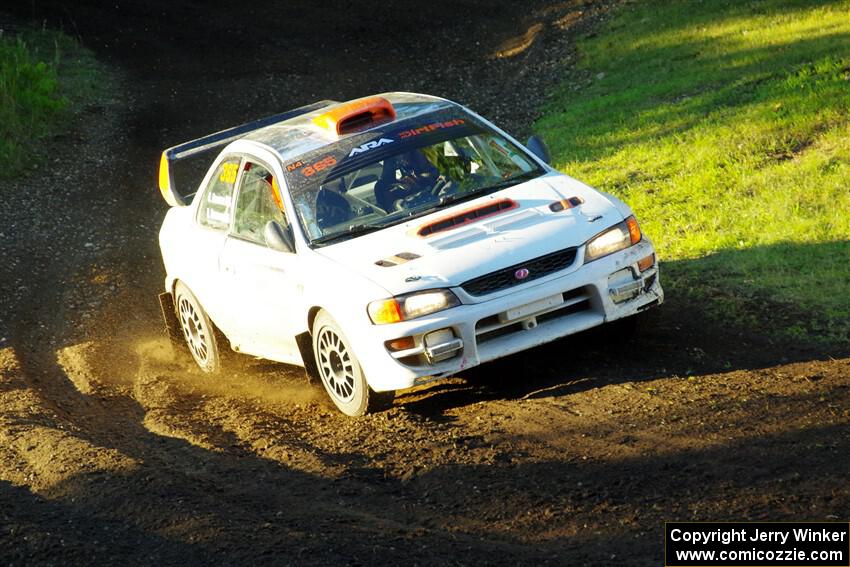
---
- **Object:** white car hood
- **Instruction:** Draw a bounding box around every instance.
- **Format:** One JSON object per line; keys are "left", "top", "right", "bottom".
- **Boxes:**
{"left": 314, "top": 174, "right": 623, "bottom": 296}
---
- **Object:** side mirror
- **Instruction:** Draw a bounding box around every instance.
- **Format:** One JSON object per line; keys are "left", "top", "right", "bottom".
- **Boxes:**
{"left": 526, "top": 135, "right": 551, "bottom": 166}
{"left": 264, "top": 220, "right": 295, "bottom": 253}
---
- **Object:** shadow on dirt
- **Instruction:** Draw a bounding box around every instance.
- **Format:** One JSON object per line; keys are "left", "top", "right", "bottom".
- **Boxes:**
{"left": 397, "top": 240, "right": 850, "bottom": 417}
{"left": 3, "top": 365, "right": 847, "bottom": 565}
{"left": 0, "top": 479, "right": 210, "bottom": 564}
{"left": 0, "top": 341, "right": 558, "bottom": 565}
{"left": 400, "top": 418, "right": 850, "bottom": 564}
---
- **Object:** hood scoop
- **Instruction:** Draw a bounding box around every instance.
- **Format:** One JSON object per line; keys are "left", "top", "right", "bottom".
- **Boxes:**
{"left": 427, "top": 207, "right": 544, "bottom": 251}
{"left": 416, "top": 198, "right": 518, "bottom": 237}
{"left": 375, "top": 251, "right": 421, "bottom": 267}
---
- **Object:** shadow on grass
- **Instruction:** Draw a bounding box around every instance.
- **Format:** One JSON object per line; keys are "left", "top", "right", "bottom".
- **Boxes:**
{"left": 664, "top": 240, "right": 850, "bottom": 346}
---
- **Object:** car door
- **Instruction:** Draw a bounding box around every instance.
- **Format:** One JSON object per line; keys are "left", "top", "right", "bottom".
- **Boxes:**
{"left": 181, "top": 155, "right": 242, "bottom": 332}
{"left": 218, "top": 159, "right": 303, "bottom": 364}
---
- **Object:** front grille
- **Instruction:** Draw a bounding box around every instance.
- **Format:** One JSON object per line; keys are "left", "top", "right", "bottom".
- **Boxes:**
{"left": 460, "top": 247, "right": 578, "bottom": 296}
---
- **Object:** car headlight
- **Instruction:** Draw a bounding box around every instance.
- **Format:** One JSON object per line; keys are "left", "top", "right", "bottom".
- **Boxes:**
{"left": 585, "top": 216, "right": 642, "bottom": 262}
{"left": 367, "top": 289, "right": 460, "bottom": 325}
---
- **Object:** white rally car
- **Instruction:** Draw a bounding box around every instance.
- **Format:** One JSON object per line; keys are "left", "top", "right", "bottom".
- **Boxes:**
{"left": 157, "top": 93, "right": 663, "bottom": 416}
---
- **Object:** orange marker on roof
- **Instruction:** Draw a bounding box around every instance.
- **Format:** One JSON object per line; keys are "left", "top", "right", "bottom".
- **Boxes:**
{"left": 312, "top": 96, "right": 396, "bottom": 135}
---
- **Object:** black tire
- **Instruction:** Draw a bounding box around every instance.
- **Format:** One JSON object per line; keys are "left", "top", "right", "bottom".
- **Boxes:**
{"left": 174, "top": 281, "right": 224, "bottom": 373}
{"left": 312, "top": 311, "right": 394, "bottom": 416}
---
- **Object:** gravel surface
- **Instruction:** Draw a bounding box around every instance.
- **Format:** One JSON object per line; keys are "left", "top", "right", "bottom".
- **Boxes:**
{"left": 1, "top": 1, "right": 848, "bottom": 565}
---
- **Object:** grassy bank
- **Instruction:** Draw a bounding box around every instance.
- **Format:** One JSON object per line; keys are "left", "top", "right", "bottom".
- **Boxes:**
{"left": 538, "top": 0, "right": 850, "bottom": 347}
{"left": 0, "top": 26, "right": 98, "bottom": 176}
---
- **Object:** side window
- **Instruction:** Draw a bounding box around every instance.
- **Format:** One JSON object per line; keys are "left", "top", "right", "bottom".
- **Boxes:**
{"left": 233, "top": 162, "right": 287, "bottom": 245}
{"left": 198, "top": 158, "right": 240, "bottom": 230}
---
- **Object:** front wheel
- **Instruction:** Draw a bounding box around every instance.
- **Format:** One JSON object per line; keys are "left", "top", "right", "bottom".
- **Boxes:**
{"left": 312, "top": 311, "right": 393, "bottom": 416}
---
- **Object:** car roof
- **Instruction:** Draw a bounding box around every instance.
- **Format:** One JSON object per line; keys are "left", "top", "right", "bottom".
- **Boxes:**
{"left": 241, "top": 92, "right": 461, "bottom": 162}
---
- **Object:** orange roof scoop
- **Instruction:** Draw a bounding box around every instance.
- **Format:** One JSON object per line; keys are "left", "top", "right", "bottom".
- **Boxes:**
{"left": 312, "top": 96, "right": 396, "bottom": 135}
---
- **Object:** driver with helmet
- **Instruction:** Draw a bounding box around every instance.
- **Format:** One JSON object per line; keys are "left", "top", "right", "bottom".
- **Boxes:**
{"left": 374, "top": 149, "right": 441, "bottom": 212}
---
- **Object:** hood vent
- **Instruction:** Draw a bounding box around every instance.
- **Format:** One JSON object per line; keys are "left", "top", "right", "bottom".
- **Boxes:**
{"left": 375, "top": 251, "right": 421, "bottom": 267}
{"left": 417, "top": 198, "right": 518, "bottom": 237}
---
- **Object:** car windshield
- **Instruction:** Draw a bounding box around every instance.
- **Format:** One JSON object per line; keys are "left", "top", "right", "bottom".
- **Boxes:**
{"left": 283, "top": 112, "right": 544, "bottom": 246}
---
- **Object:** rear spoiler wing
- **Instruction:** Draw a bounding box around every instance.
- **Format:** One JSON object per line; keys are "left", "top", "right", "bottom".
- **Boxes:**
{"left": 157, "top": 99, "right": 337, "bottom": 206}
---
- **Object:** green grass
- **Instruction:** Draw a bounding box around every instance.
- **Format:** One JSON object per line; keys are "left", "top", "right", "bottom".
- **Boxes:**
{"left": 0, "top": 27, "right": 99, "bottom": 176}
{"left": 537, "top": 0, "right": 850, "bottom": 347}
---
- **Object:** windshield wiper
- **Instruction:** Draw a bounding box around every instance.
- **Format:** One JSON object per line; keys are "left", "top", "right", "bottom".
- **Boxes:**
{"left": 311, "top": 208, "right": 445, "bottom": 245}
{"left": 311, "top": 222, "right": 386, "bottom": 246}
{"left": 437, "top": 171, "right": 539, "bottom": 208}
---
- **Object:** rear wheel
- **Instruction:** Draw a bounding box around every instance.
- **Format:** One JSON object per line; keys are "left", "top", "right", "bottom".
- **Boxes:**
{"left": 312, "top": 311, "right": 393, "bottom": 416}
{"left": 174, "top": 282, "right": 223, "bottom": 373}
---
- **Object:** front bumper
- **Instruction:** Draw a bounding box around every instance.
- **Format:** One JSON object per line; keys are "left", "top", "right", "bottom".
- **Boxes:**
{"left": 353, "top": 239, "right": 663, "bottom": 391}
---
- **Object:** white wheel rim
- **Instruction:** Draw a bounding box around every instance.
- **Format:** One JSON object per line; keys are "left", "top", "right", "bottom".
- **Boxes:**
{"left": 317, "top": 327, "right": 356, "bottom": 403}
{"left": 178, "top": 296, "right": 209, "bottom": 365}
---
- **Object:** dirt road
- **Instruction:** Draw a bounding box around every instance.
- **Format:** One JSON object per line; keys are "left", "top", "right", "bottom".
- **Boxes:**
{"left": 1, "top": 1, "right": 848, "bottom": 564}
